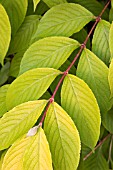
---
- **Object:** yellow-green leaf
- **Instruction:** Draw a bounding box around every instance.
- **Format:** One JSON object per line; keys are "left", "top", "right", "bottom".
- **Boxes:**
{"left": 44, "top": 102, "right": 81, "bottom": 170}
{"left": 109, "top": 22, "right": 113, "bottom": 59}
{"left": 61, "top": 74, "right": 101, "bottom": 149}
{"left": 33, "top": 0, "right": 40, "bottom": 11}
{"left": 43, "top": 0, "right": 67, "bottom": 8}
{"left": 108, "top": 59, "right": 113, "bottom": 98}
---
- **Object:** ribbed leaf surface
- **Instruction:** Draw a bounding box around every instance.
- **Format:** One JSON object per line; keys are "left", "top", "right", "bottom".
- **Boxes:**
{"left": 1, "top": 0, "right": 28, "bottom": 36}
{"left": 19, "top": 37, "right": 80, "bottom": 75}
{"left": 43, "top": 0, "right": 67, "bottom": 7}
{"left": 92, "top": 20, "right": 111, "bottom": 65}
{"left": 0, "top": 100, "right": 47, "bottom": 150}
{"left": 77, "top": 49, "right": 111, "bottom": 114}
{"left": 108, "top": 59, "right": 113, "bottom": 98}
{"left": 32, "top": 3, "right": 94, "bottom": 41}
{"left": 6, "top": 68, "right": 60, "bottom": 110}
{"left": 33, "top": 0, "right": 40, "bottom": 11}
{"left": 9, "top": 15, "right": 40, "bottom": 54}
{"left": 23, "top": 127, "right": 53, "bottom": 170}
{"left": 109, "top": 22, "right": 113, "bottom": 59}
{"left": 61, "top": 74, "right": 101, "bottom": 149}
{"left": 0, "top": 85, "right": 9, "bottom": 117}
{"left": 0, "top": 4, "right": 11, "bottom": 65}
{"left": 44, "top": 102, "right": 81, "bottom": 170}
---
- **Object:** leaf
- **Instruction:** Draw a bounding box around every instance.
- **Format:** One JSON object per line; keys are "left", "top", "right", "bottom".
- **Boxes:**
{"left": 19, "top": 37, "right": 80, "bottom": 75}
{"left": 2, "top": 136, "right": 31, "bottom": 170}
{"left": 108, "top": 59, "right": 113, "bottom": 98}
{"left": 109, "top": 8, "right": 113, "bottom": 23}
{"left": 6, "top": 68, "right": 61, "bottom": 110}
{"left": 42, "top": 0, "right": 67, "bottom": 8}
{"left": 33, "top": 0, "right": 40, "bottom": 11}
{"left": 0, "top": 4, "right": 11, "bottom": 65}
{"left": 109, "top": 22, "right": 113, "bottom": 59}
{"left": 76, "top": 49, "right": 111, "bottom": 114}
{"left": 44, "top": 102, "right": 81, "bottom": 170}
{"left": 92, "top": 20, "right": 111, "bottom": 65}
{"left": 23, "top": 127, "right": 53, "bottom": 170}
{"left": 0, "top": 100, "right": 47, "bottom": 150}
{"left": 32, "top": 3, "right": 94, "bottom": 42}
{"left": 1, "top": 0, "right": 28, "bottom": 36}
{"left": 61, "top": 74, "right": 101, "bottom": 149}
{"left": 0, "top": 62, "right": 10, "bottom": 86}
{"left": 35, "top": 0, "right": 49, "bottom": 15}
{"left": 0, "top": 85, "right": 9, "bottom": 117}
{"left": 9, "top": 15, "right": 40, "bottom": 54}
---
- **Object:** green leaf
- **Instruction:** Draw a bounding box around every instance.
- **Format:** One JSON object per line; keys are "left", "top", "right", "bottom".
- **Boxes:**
{"left": 0, "top": 62, "right": 10, "bottom": 86}
{"left": 2, "top": 136, "right": 31, "bottom": 170}
{"left": 35, "top": 0, "right": 49, "bottom": 15}
{"left": 0, "top": 4, "right": 11, "bottom": 65}
{"left": 23, "top": 127, "right": 53, "bottom": 170}
{"left": 32, "top": 3, "right": 94, "bottom": 41}
{"left": 9, "top": 15, "right": 40, "bottom": 54}
{"left": 42, "top": 0, "right": 67, "bottom": 8}
{"left": 61, "top": 74, "right": 101, "bottom": 149}
{"left": 0, "top": 85, "right": 9, "bottom": 117}
{"left": 92, "top": 20, "right": 111, "bottom": 65}
{"left": 6, "top": 68, "right": 61, "bottom": 110}
{"left": 19, "top": 37, "right": 80, "bottom": 75}
{"left": 33, "top": 0, "right": 40, "bottom": 11}
{"left": 1, "top": 0, "right": 28, "bottom": 36}
{"left": 77, "top": 49, "right": 111, "bottom": 114}
{"left": 108, "top": 59, "right": 113, "bottom": 98}
{"left": 109, "top": 8, "right": 113, "bottom": 23}
{"left": 109, "top": 22, "right": 113, "bottom": 59}
{"left": 44, "top": 102, "right": 81, "bottom": 170}
{"left": 0, "top": 100, "right": 47, "bottom": 150}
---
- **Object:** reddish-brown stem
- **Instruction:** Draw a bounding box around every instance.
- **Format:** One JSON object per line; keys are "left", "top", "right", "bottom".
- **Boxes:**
{"left": 83, "top": 133, "right": 111, "bottom": 161}
{"left": 40, "top": 0, "right": 111, "bottom": 126}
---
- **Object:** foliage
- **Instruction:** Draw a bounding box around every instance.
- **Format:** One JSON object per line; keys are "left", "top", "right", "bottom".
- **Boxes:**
{"left": 0, "top": 0, "right": 113, "bottom": 169}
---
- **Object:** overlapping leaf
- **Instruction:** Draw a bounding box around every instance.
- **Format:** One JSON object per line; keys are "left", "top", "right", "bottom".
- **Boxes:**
{"left": 1, "top": 0, "right": 28, "bottom": 36}
{"left": 109, "top": 22, "right": 113, "bottom": 59}
{"left": 92, "top": 20, "right": 111, "bottom": 65}
{"left": 19, "top": 37, "right": 80, "bottom": 75}
{"left": 44, "top": 102, "right": 81, "bottom": 170}
{"left": 23, "top": 127, "right": 53, "bottom": 170}
{"left": 0, "top": 62, "right": 10, "bottom": 86}
{"left": 33, "top": 0, "right": 40, "bottom": 11}
{"left": 61, "top": 74, "right": 101, "bottom": 149}
{"left": 32, "top": 3, "right": 94, "bottom": 41}
{"left": 0, "top": 100, "right": 47, "bottom": 150}
{"left": 6, "top": 68, "right": 61, "bottom": 110}
{"left": 77, "top": 49, "right": 111, "bottom": 114}
{"left": 108, "top": 59, "right": 113, "bottom": 98}
{"left": 0, "top": 85, "right": 9, "bottom": 117}
{"left": 0, "top": 4, "right": 11, "bottom": 65}
{"left": 43, "top": 0, "right": 67, "bottom": 8}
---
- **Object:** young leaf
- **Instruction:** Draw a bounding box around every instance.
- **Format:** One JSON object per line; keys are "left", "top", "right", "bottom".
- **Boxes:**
{"left": 92, "top": 20, "right": 111, "bottom": 65}
{"left": 23, "top": 127, "right": 53, "bottom": 170}
{"left": 109, "top": 22, "right": 113, "bottom": 59}
{"left": 32, "top": 3, "right": 94, "bottom": 41}
{"left": 9, "top": 15, "right": 40, "bottom": 54}
{"left": 6, "top": 68, "right": 61, "bottom": 110}
{"left": 77, "top": 49, "right": 111, "bottom": 114}
{"left": 19, "top": 37, "right": 80, "bottom": 75}
{"left": 33, "top": 0, "right": 40, "bottom": 11}
{"left": 108, "top": 59, "right": 113, "bottom": 98}
{"left": 2, "top": 136, "right": 31, "bottom": 170}
{"left": 42, "top": 0, "right": 67, "bottom": 8}
{"left": 0, "top": 4, "right": 11, "bottom": 65}
{"left": 1, "top": 0, "right": 28, "bottom": 36}
{"left": 0, "top": 85, "right": 9, "bottom": 117}
{"left": 61, "top": 74, "right": 101, "bottom": 149}
{"left": 0, "top": 100, "right": 47, "bottom": 150}
{"left": 44, "top": 102, "right": 81, "bottom": 170}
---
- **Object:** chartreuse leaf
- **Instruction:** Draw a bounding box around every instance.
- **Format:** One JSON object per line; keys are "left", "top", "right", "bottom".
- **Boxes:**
{"left": 1, "top": 0, "right": 28, "bottom": 36}
{"left": 33, "top": 0, "right": 40, "bottom": 11}
{"left": 6, "top": 68, "right": 61, "bottom": 110}
{"left": 2, "top": 136, "right": 31, "bottom": 170}
{"left": 0, "top": 85, "right": 9, "bottom": 117}
{"left": 77, "top": 49, "right": 111, "bottom": 114}
{"left": 0, "top": 100, "right": 47, "bottom": 150}
{"left": 19, "top": 37, "right": 80, "bottom": 75}
{"left": 0, "top": 4, "right": 11, "bottom": 65}
{"left": 109, "top": 22, "right": 113, "bottom": 59}
{"left": 9, "top": 15, "right": 40, "bottom": 54}
{"left": 92, "top": 20, "right": 111, "bottom": 65}
{"left": 44, "top": 102, "right": 81, "bottom": 170}
{"left": 108, "top": 59, "right": 113, "bottom": 98}
{"left": 61, "top": 74, "right": 101, "bottom": 149}
{"left": 23, "top": 127, "right": 53, "bottom": 170}
{"left": 42, "top": 0, "right": 67, "bottom": 8}
{"left": 32, "top": 3, "right": 94, "bottom": 41}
